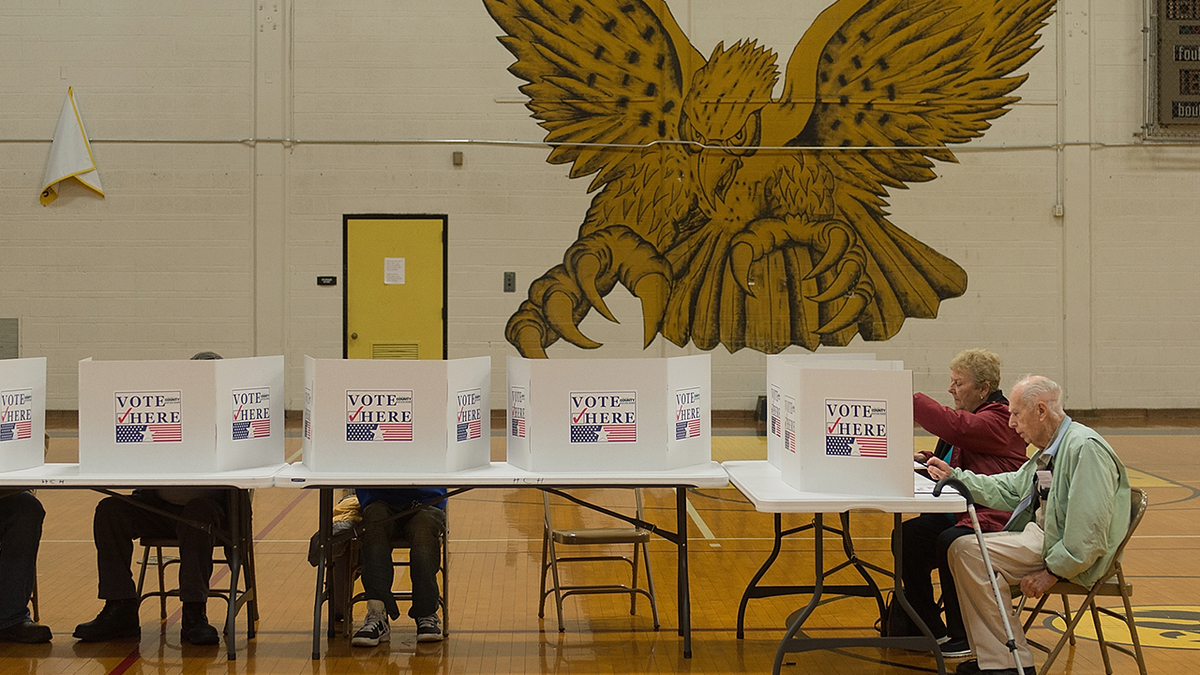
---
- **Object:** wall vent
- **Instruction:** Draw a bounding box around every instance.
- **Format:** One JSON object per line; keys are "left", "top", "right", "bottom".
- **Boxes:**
{"left": 371, "top": 343, "right": 420, "bottom": 360}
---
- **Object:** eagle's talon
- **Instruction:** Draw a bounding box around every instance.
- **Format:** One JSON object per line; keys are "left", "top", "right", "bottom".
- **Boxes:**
{"left": 633, "top": 273, "right": 670, "bottom": 348}
{"left": 815, "top": 292, "right": 869, "bottom": 335}
{"left": 513, "top": 325, "right": 550, "bottom": 358}
{"left": 807, "top": 258, "right": 864, "bottom": 303}
{"left": 804, "top": 222, "right": 852, "bottom": 281}
{"left": 575, "top": 254, "right": 619, "bottom": 324}
{"left": 729, "top": 242, "right": 757, "bottom": 297}
{"left": 546, "top": 291, "right": 603, "bottom": 349}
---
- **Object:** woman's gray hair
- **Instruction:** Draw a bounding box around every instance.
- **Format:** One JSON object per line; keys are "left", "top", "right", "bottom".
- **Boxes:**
{"left": 950, "top": 348, "right": 1002, "bottom": 393}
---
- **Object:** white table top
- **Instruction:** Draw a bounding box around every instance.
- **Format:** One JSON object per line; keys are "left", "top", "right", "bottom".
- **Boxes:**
{"left": 274, "top": 460, "right": 731, "bottom": 488}
{"left": 0, "top": 463, "right": 285, "bottom": 489}
{"left": 723, "top": 460, "right": 965, "bottom": 513}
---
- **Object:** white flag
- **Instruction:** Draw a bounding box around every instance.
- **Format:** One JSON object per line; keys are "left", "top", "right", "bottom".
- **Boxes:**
{"left": 41, "top": 87, "right": 104, "bottom": 206}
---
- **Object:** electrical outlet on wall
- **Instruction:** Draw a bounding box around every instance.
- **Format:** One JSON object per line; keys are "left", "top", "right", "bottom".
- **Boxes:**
{"left": 503, "top": 272, "right": 516, "bottom": 293}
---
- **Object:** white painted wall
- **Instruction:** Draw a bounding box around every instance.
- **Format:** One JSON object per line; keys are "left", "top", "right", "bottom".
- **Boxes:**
{"left": 2, "top": 0, "right": 1197, "bottom": 411}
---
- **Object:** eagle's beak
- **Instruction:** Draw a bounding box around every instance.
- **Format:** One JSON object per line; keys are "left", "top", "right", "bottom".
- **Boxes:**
{"left": 697, "top": 151, "right": 743, "bottom": 212}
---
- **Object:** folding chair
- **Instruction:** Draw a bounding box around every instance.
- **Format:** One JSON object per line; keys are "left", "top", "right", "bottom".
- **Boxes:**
{"left": 134, "top": 490, "right": 259, "bottom": 638}
{"left": 539, "top": 488, "right": 660, "bottom": 632}
{"left": 1018, "top": 486, "right": 1149, "bottom": 675}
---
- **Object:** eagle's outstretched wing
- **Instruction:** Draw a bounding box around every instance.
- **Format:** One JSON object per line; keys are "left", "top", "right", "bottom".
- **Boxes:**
{"left": 733, "top": 0, "right": 1056, "bottom": 345}
{"left": 483, "top": 0, "right": 703, "bottom": 193}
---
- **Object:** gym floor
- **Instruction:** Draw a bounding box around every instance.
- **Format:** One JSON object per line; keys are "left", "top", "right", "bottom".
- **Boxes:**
{"left": 3, "top": 418, "right": 1194, "bottom": 675}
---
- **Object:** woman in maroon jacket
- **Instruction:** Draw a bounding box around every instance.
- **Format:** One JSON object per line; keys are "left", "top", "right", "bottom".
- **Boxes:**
{"left": 896, "top": 349, "right": 1028, "bottom": 659}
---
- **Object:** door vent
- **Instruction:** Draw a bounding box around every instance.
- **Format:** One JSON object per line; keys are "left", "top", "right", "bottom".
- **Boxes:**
{"left": 372, "top": 343, "right": 419, "bottom": 360}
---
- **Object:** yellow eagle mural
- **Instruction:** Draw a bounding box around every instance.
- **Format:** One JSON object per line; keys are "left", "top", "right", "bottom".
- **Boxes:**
{"left": 486, "top": 0, "right": 1055, "bottom": 357}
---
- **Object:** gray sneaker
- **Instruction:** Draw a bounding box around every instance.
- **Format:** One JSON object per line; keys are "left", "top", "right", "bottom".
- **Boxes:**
{"left": 351, "top": 609, "right": 390, "bottom": 647}
{"left": 415, "top": 614, "right": 443, "bottom": 643}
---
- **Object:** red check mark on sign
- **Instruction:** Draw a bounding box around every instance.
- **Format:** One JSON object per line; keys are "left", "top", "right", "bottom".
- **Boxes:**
{"left": 349, "top": 406, "right": 363, "bottom": 421}
{"left": 1, "top": 406, "right": 7, "bottom": 422}
{"left": 118, "top": 408, "right": 132, "bottom": 424}
{"left": 572, "top": 408, "right": 588, "bottom": 423}
{"left": 457, "top": 408, "right": 463, "bottom": 422}
{"left": 827, "top": 417, "right": 841, "bottom": 433}
{"left": 234, "top": 404, "right": 243, "bottom": 421}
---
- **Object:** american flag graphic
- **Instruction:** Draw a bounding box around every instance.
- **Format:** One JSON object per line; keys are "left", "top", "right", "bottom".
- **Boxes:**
{"left": 457, "top": 419, "right": 482, "bottom": 442}
{"left": 770, "top": 415, "right": 781, "bottom": 437}
{"left": 571, "top": 424, "right": 636, "bottom": 443}
{"left": 785, "top": 427, "right": 796, "bottom": 453}
{"left": 0, "top": 420, "right": 32, "bottom": 441}
{"left": 347, "top": 422, "right": 412, "bottom": 442}
{"left": 676, "top": 418, "right": 700, "bottom": 440}
{"left": 117, "top": 423, "right": 182, "bottom": 443}
{"left": 826, "top": 435, "right": 888, "bottom": 458}
{"left": 304, "top": 416, "right": 312, "bottom": 439}
{"left": 511, "top": 417, "right": 525, "bottom": 437}
{"left": 233, "top": 419, "right": 270, "bottom": 440}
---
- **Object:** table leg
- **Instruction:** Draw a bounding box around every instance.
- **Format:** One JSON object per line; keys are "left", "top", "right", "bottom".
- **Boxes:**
{"left": 311, "top": 488, "right": 332, "bottom": 660}
{"left": 226, "top": 489, "right": 241, "bottom": 661}
{"left": 772, "top": 514, "right": 827, "bottom": 675}
{"left": 837, "top": 512, "right": 887, "bottom": 619}
{"left": 738, "top": 513, "right": 787, "bottom": 639}
{"left": 890, "top": 513, "right": 946, "bottom": 675}
{"left": 676, "top": 486, "right": 692, "bottom": 658}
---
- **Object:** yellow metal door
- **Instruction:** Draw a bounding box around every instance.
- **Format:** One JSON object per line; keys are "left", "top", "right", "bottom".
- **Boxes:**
{"left": 344, "top": 215, "right": 446, "bottom": 360}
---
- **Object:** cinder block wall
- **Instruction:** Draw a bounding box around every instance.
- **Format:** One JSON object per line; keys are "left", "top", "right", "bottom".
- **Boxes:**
{"left": 2, "top": 0, "right": 1197, "bottom": 412}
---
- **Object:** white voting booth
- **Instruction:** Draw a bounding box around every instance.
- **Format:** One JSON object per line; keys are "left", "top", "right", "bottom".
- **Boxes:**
{"left": 767, "top": 354, "right": 913, "bottom": 497}
{"left": 767, "top": 354, "right": 882, "bottom": 468}
{"left": 0, "top": 357, "right": 46, "bottom": 472}
{"left": 506, "top": 354, "right": 710, "bottom": 472}
{"left": 302, "top": 356, "right": 490, "bottom": 473}
{"left": 78, "top": 356, "right": 284, "bottom": 474}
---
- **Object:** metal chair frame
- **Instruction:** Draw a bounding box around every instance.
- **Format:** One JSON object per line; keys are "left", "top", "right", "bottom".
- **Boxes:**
{"left": 539, "top": 488, "right": 660, "bottom": 632}
{"left": 133, "top": 490, "right": 259, "bottom": 640}
{"left": 1017, "top": 486, "right": 1149, "bottom": 675}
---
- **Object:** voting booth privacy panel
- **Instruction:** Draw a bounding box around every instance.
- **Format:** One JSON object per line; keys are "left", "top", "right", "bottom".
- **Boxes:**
{"left": 506, "top": 354, "right": 710, "bottom": 472}
{"left": 302, "top": 356, "right": 490, "bottom": 473}
{"left": 767, "top": 355, "right": 914, "bottom": 498}
{"left": 78, "top": 356, "right": 285, "bottom": 473}
{"left": 0, "top": 357, "right": 46, "bottom": 472}
{"left": 766, "top": 354, "right": 881, "bottom": 468}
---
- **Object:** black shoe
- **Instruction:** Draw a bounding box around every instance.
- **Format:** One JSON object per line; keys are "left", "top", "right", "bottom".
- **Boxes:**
{"left": 73, "top": 599, "right": 140, "bottom": 642}
{"left": 181, "top": 603, "right": 220, "bottom": 646}
{"left": 940, "top": 637, "right": 973, "bottom": 658}
{"left": 0, "top": 620, "right": 52, "bottom": 643}
{"left": 956, "top": 660, "right": 1035, "bottom": 675}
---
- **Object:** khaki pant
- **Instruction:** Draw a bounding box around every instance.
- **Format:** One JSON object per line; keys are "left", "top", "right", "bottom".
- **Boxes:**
{"left": 947, "top": 523, "right": 1045, "bottom": 670}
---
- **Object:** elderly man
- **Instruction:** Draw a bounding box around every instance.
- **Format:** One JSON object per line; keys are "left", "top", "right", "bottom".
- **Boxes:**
{"left": 926, "top": 376, "right": 1130, "bottom": 675}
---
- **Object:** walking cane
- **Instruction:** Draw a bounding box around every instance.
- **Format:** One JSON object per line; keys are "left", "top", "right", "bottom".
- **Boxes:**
{"left": 934, "top": 477, "right": 1024, "bottom": 673}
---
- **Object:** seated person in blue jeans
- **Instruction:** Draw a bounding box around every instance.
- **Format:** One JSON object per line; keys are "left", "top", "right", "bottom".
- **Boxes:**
{"left": 0, "top": 490, "right": 51, "bottom": 643}
{"left": 351, "top": 487, "right": 447, "bottom": 646}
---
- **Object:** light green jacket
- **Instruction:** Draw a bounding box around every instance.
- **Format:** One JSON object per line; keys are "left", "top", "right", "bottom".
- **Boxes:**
{"left": 951, "top": 420, "right": 1130, "bottom": 588}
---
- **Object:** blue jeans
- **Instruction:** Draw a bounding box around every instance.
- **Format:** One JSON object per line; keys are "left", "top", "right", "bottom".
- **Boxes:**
{"left": 0, "top": 491, "right": 44, "bottom": 629}
{"left": 359, "top": 500, "right": 446, "bottom": 621}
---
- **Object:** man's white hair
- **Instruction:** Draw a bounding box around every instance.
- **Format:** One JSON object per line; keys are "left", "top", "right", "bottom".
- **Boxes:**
{"left": 1014, "top": 375, "right": 1065, "bottom": 417}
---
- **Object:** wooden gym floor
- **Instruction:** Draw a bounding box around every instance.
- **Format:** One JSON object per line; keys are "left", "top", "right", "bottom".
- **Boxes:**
{"left": 3, "top": 421, "right": 1197, "bottom": 674}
